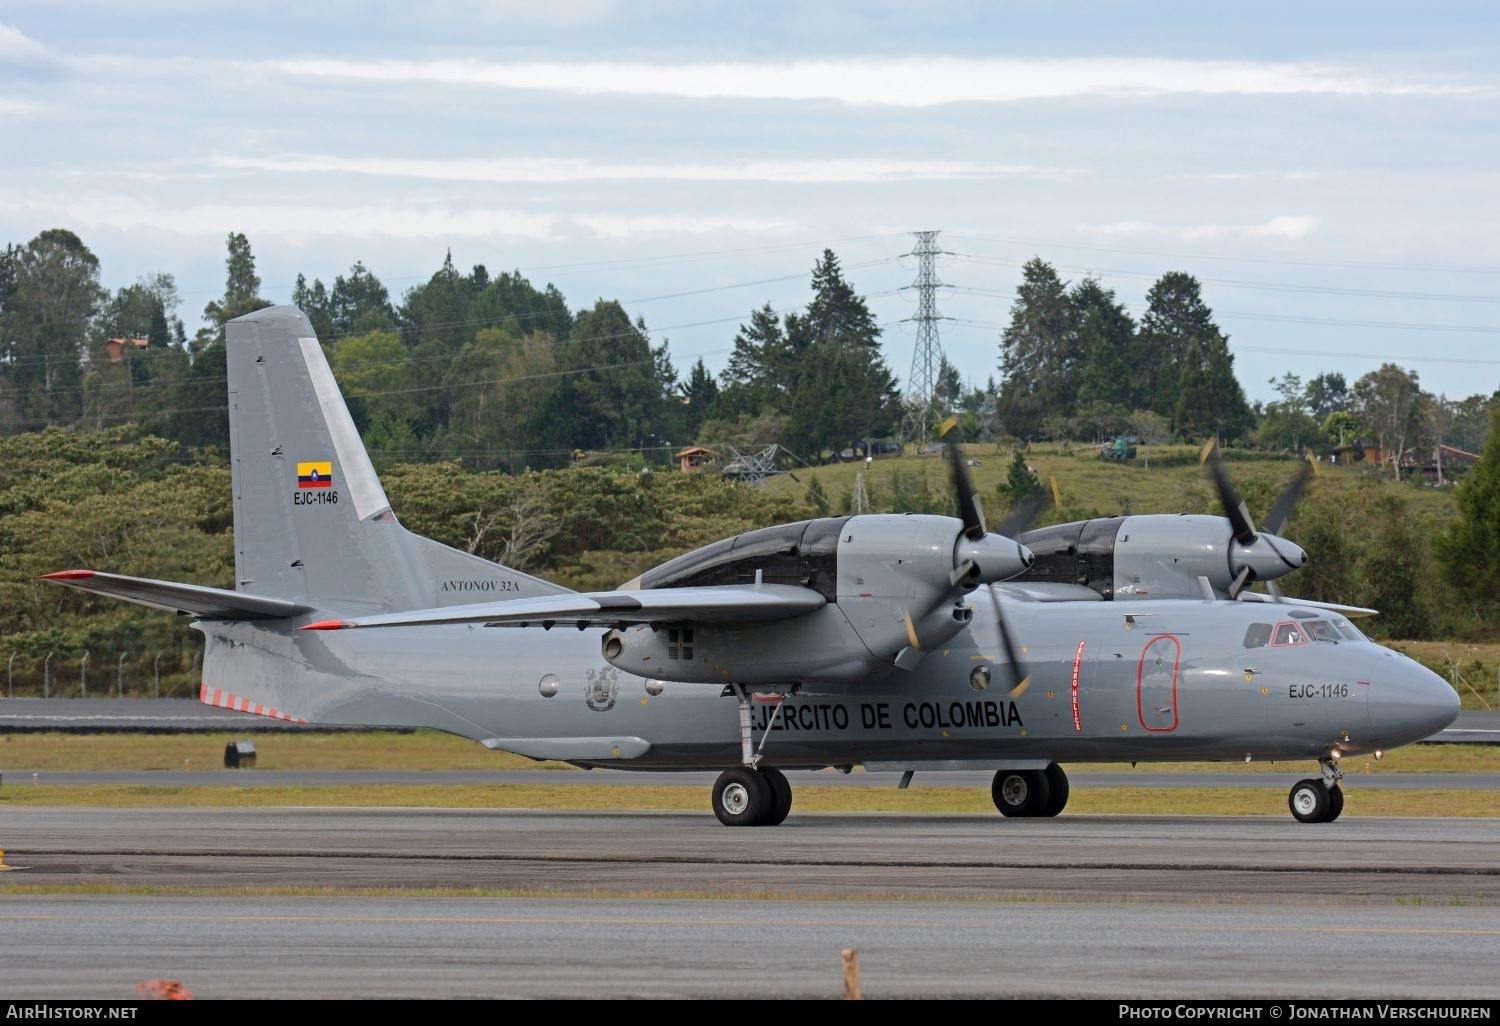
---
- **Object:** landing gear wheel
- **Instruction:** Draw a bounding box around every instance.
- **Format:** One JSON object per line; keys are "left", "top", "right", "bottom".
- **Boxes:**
{"left": 1325, "top": 784, "right": 1344, "bottom": 823}
{"left": 1041, "top": 763, "right": 1070, "bottom": 817}
{"left": 992, "top": 769, "right": 1051, "bottom": 818}
{"left": 1289, "top": 778, "right": 1331, "bottom": 823}
{"left": 713, "top": 767, "right": 772, "bottom": 826}
{"left": 761, "top": 766, "right": 793, "bottom": 826}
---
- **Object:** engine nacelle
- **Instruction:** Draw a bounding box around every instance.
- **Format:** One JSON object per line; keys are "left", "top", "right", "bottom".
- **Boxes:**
{"left": 1018, "top": 514, "right": 1307, "bottom": 600}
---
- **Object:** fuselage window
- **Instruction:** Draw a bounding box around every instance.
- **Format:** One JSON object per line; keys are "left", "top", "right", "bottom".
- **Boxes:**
{"left": 1271, "top": 621, "right": 1308, "bottom": 647}
{"left": 1243, "top": 622, "right": 1273, "bottom": 649}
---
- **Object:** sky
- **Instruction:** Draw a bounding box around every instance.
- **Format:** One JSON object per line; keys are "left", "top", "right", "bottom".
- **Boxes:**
{"left": 1, "top": 1, "right": 1496, "bottom": 407}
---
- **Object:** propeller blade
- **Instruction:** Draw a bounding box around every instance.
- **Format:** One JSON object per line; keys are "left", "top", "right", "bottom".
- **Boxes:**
{"left": 984, "top": 584, "right": 1030, "bottom": 697}
{"left": 1227, "top": 565, "right": 1253, "bottom": 600}
{"left": 1206, "top": 450, "right": 1258, "bottom": 545}
{"left": 996, "top": 491, "right": 1049, "bottom": 540}
{"left": 1262, "top": 461, "right": 1313, "bottom": 538}
{"left": 941, "top": 429, "right": 987, "bottom": 541}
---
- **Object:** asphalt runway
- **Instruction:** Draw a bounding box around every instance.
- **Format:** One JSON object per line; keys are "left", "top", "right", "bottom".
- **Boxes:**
{"left": 4, "top": 809, "right": 1500, "bottom": 999}
{"left": 6, "top": 893, "right": 1500, "bottom": 1000}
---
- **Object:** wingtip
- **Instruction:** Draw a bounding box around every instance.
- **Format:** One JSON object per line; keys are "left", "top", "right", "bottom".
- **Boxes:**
{"left": 39, "top": 569, "right": 95, "bottom": 581}
{"left": 298, "top": 619, "right": 358, "bottom": 631}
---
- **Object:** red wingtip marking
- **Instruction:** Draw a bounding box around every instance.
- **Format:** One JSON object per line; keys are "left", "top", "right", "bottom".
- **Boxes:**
{"left": 299, "top": 619, "right": 356, "bottom": 631}
{"left": 40, "top": 569, "right": 95, "bottom": 580}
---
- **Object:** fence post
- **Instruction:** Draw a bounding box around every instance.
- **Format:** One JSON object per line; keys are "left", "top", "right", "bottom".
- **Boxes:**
{"left": 6, "top": 652, "right": 14, "bottom": 698}
{"left": 80, "top": 650, "right": 89, "bottom": 698}
{"left": 43, "top": 650, "right": 54, "bottom": 699}
{"left": 153, "top": 652, "right": 162, "bottom": 699}
{"left": 117, "top": 652, "right": 128, "bottom": 698}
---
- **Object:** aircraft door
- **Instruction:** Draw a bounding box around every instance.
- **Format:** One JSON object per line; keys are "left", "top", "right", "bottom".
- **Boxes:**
{"left": 1137, "top": 635, "right": 1180, "bottom": 732}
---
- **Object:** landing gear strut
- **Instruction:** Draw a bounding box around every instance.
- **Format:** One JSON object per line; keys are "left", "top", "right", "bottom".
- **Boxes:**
{"left": 1288, "top": 757, "right": 1345, "bottom": 823}
{"left": 992, "top": 763, "right": 1070, "bottom": 818}
{"left": 712, "top": 685, "right": 795, "bottom": 827}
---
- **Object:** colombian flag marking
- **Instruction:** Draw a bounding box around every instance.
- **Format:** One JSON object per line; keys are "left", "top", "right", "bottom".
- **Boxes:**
{"left": 297, "top": 461, "right": 333, "bottom": 488}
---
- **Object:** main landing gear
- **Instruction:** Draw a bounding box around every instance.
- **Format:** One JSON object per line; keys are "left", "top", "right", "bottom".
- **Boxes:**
{"left": 1288, "top": 757, "right": 1345, "bottom": 823}
{"left": 713, "top": 684, "right": 796, "bottom": 827}
{"left": 991, "top": 762, "right": 1070, "bottom": 818}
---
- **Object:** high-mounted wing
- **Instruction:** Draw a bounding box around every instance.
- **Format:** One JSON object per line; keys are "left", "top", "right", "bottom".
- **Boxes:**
{"left": 300, "top": 583, "right": 825, "bottom": 631}
{"left": 40, "top": 570, "right": 312, "bottom": 621}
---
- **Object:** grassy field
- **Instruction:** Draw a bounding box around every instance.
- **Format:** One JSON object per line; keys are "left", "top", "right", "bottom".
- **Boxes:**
{"left": 2, "top": 730, "right": 1496, "bottom": 774}
{"left": 0, "top": 731, "right": 1494, "bottom": 816}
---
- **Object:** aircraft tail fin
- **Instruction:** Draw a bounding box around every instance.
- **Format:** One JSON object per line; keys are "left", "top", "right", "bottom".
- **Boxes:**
{"left": 225, "top": 306, "right": 569, "bottom": 615}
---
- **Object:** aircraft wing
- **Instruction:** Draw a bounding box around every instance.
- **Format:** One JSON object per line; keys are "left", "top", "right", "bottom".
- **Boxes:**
{"left": 39, "top": 570, "right": 313, "bottom": 620}
{"left": 300, "top": 583, "right": 826, "bottom": 631}
{"left": 1237, "top": 592, "right": 1379, "bottom": 618}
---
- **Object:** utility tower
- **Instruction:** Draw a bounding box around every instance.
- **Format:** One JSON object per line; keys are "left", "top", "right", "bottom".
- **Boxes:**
{"left": 899, "top": 230, "right": 947, "bottom": 448}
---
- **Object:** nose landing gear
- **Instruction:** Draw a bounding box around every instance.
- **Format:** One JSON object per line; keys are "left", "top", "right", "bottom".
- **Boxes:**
{"left": 1288, "top": 757, "right": 1345, "bottom": 823}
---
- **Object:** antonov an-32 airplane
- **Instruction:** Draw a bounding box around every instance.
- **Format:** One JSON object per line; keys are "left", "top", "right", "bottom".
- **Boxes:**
{"left": 43, "top": 307, "right": 1460, "bottom": 826}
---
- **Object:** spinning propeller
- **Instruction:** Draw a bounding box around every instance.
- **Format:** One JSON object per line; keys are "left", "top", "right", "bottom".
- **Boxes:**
{"left": 1200, "top": 441, "right": 1312, "bottom": 600}
{"left": 939, "top": 421, "right": 1047, "bottom": 697}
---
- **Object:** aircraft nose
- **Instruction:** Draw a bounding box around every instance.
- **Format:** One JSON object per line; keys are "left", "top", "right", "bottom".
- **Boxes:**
{"left": 1364, "top": 646, "right": 1461, "bottom": 748}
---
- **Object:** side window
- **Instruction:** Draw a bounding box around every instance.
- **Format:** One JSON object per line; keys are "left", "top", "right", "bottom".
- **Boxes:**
{"left": 1242, "top": 623, "right": 1273, "bottom": 649}
{"left": 1271, "top": 621, "right": 1307, "bottom": 647}
{"left": 1332, "top": 617, "right": 1364, "bottom": 642}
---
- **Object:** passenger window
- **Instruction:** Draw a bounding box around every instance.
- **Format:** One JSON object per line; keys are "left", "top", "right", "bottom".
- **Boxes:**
{"left": 1306, "top": 620, "right": 1339, "bottom": 643}
{"left": 1271, "top": 622, "right": 1307, "bottom": 647}
{"left": 1242, "top": 623, "right": 1273, "bottom": 649}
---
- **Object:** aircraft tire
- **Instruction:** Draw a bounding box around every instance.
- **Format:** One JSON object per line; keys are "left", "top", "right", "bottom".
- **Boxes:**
{"left": 760, "top": 767, "right": 793, "bottom": 826}
{"left": 992, "top": 769, "right": 1051, "bottom": 818}
{"left": 712, "top": 767, "right": 772, "bottom": 826}
{"left": 1325, "top": 784, "right": 1345, "bottom": 823}
{"left": 1041, "top": 763, "right": 1070, "bottom": 817}
{"left": 1288, "top": 778, "right": 1331, "bottom": 823}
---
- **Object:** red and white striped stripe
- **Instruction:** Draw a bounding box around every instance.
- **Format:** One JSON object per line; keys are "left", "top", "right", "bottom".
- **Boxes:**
{"left": 199, "top": 684, "right": 306, "bottom": 724}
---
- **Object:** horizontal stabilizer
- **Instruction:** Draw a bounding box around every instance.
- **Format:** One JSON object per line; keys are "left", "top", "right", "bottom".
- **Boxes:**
{"left": 40, "top": 570, "right": 313, "bottom": 621}
{"left": 300, "top": 583, "right": 825, "bottom": 631}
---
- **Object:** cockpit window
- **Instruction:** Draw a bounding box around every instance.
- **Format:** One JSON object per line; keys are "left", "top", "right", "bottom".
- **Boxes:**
{"left": 1243, "top": 623, "right": 1273, "bottom": 649}
{"left": 1306, "top": 619, "right": 1340, "bottom": 643}
{"left": 1331, "top": 617, "right": 1365, "bottom": 642}
{"left": 1271, "top": 622, "right": 1308, "bottom": 647}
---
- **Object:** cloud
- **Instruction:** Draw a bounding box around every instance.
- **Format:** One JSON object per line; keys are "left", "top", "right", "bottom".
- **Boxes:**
{"left": 0, "top": 22, "right": 56, "bottom": 74}
{"left": 0, "top": 195, "right": 793, "bottom": 242}
{"left": 210, "top": 153, "right": 1067, "bottom": 184}
{"left": 259, "top": 55, "right": 1491, "bottom": 106}
{"left": 1075, "top": 216, "right": 1320, "bottom": 243}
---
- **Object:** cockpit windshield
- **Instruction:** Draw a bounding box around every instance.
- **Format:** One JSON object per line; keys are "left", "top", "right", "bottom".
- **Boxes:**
{"left": 1243, "top": 615, "right": 1365, "bottom": 649}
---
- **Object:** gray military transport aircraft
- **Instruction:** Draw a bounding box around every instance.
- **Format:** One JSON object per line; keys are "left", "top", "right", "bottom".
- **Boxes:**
{"left": 42, "top": 307, "right": 1460, "bottom": 826}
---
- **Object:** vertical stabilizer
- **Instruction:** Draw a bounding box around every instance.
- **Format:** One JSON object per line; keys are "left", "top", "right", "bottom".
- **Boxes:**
{"left": 225, "top": 306, "right": 569, "bottom": 613}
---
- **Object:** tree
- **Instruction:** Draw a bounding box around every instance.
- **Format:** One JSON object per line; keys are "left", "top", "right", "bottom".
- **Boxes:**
{"left": 0, "top": 229, "right": 106, "bottom": 429}
{"left": 201, "top": 232, "right": 270, "bottom": 332}
{"left": 330, "top": 261, "right": 396, "bottom": 336}
{"left": 550, "top": 300, "right": 663, "bottom": 453}
{"left": 997, "top": 257, "right": 1074, "bottom": 438}
{"left": 783, "top": 251, "right": 899, "bottom": 456}
{"left": 1134, "top": 271, "right": 1224, "bottom": 417}
{"left": 679, "top": 358, "right": 718, "bottom": 441}
{"left": 1437, "top": 402, "right": 1500, "bottom": 607}
{"left": 717, "top": 302, "right": 795, "bottom": 417}
{"left": 1352, "top": 364, "right": 1424, "bottom": 478}
{"left": 995, "top": 451, "right": 1043, "bottom": 510}
{"left": 1072, "top": 278, "right": 1134, "bottom": 414}
{"left": 291, "top": 274, "right": 333, "bottom": 341}
{"left": 1305, "top": 372, "right": 1349, "bottom": 421}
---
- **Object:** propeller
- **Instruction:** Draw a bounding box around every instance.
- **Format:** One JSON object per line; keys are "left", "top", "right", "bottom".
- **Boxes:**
{"left": 939, "top": 421, "right": 1045, "bottom": 697}
{"left": 1200, "top": 443, "right": 1313, "bottom": 600}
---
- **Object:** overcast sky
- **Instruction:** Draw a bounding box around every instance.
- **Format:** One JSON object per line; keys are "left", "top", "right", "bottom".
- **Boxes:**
{"left": 1, "top": 1, "right": 1496, "bottom": 405}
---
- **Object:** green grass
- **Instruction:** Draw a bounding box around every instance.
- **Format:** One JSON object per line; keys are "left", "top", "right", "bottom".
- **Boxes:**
{"left": 2, "top": 730, "right": 1493, "bottom": 774}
